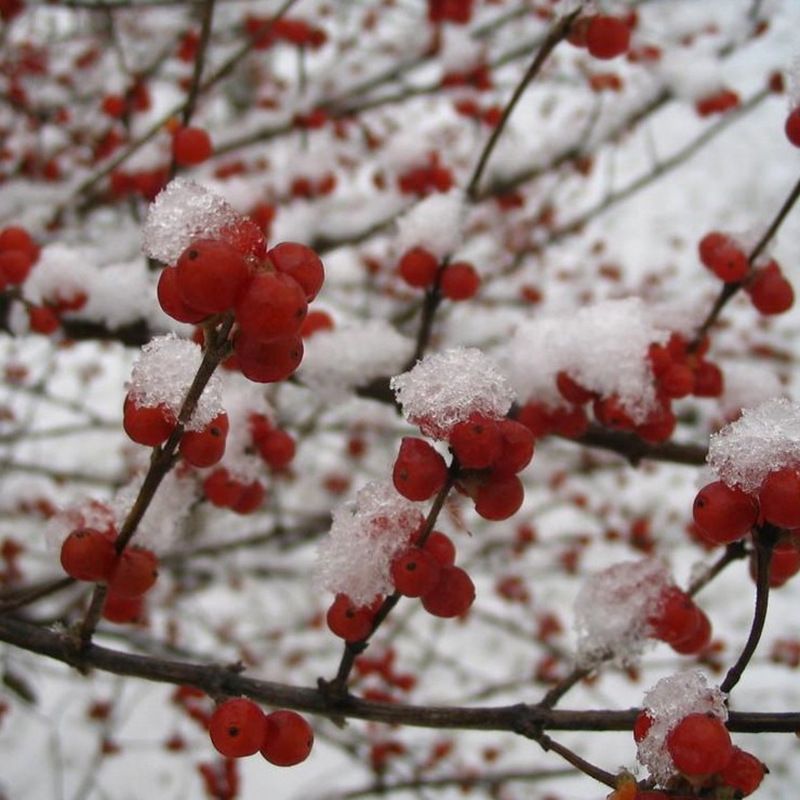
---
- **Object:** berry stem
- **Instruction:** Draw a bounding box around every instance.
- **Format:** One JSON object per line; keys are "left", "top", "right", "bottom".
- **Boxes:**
{"left": 323, "top": 460, "right": 461, "bottom": 697}
{"left": 76, "top": 316, "right": 235, "bottom": 647}
{"left": 719, "top": 525, "right": 777, "bottom": 694}
{"left": 693, "top": 170, "right": 800, "bottom": 348}
{"left": 465, "top": 8, "right": 581, "bottom": 201}
{"left": 530, "top": 731, "right": 617, "bottom": 788}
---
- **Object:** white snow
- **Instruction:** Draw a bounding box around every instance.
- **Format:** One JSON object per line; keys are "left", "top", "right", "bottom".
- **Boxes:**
{"left": 637, "top": 669, "right": 728, "bottom": 785}
{"left": 708, "top": 397, "right": 800, "bottom": 493}
{"left": 315, "top": 481, "right": 424, "bottom": 606}
{"left": 391, "top": 347, "right": 515, "bottom": 439}
{"left": 299, "top": 320, "right": 414, "bottom": 400}
{"left": 142, "top": 178, "right": 242, "bottom": 266}
{"left": 394, "top": 189, "right": 465, "bottom": 260}
{"left": 127, "top": 334, "right": 223, "bottom": 432}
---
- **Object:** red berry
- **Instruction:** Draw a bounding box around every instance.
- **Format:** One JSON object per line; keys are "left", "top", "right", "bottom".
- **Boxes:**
{"left": 391, "top": 547, "right": 442, "bottom": 597}
{"left": 261, "top": 710, "right": 314, "bottom": 767}
{"left": 180, "top": 413, "right": 229, "bottom": 467}
{"left": 157, "top": 266, "right": 209, "bottom": 323}
{"left": 759, "top": 466, "right": 800, "bottom": 528}
{"left": 28, "top": 305, "right": 59, "bottom": 334}
{"left": 234, "top": 332, "right": 304, "bottom": 383}
{"left": 102, "top": 591, "right": 144, "bottom": 623}
{"left": 392, "top": 437, "right": 448, "bottom": 501}
{"left": 123, "top": 396, "right": 176, "bottom": 447}
{"left": 670, "top": 607, "right": 712, "bottom": 655}
{"left": 440, "top": 262, "right": 480, "bottom": 300}
{"left": 706, "top": 239, "right": 749, "bottom": 283}
{"left": 746, "top": 260, "right": 794, "bottom": 315}
{"left": 175, "top": 238, "right": 251, "bottom": 315}
{"left": 209, "top": 698, "right": 267, "bottom": 758}
{"left": 473, "top": 474, "right": 524, "bottom": 521}
{"left": 398, "top": 247, "right": 439, "bottom": 288}
{"left": 60, "top": 529, "right": 116, "bottom": 582}
{"left": 0, "top": 249, "right": 34, "bottom": 284}
{"left": 750, "top": 540, "right": 800, "bottom": 588}
{"left": 719, "top": 746, "right": 766, "bottom": 796}
{"left": 267, "top": 242, "right": 325, "bottom": 301}
{"left": 421, "top": 565, "right": 475, "bottom": 618}
{"left": 692, "top": 360, "right": 724, "bottom": 397}
{"left": 231, "top": 481, "right": 266, "bottom": 514}
{"left": 172, "top": 126, "right": 213, "bottom": 166}
{"left": 785, "top": 106, "right": 800, "bottom": 148}
{"left": 698, "top": 231, "right": 728, "bottom": 268}
{"left": 648, "top": 586, "right": 700, "bottom": 645}
{"left": 492, "top": 419, "right": 535, "bottom": 476}
{"left": 692, "top": 480, "right": 758, "bottom": 545}
{"left": 326, "top": 594, "right": 375, "bottom": 642}
{"left": 256, "top": 428, "right": 296, "bottom": 469}
{"left": 666, "top": 713, "right": 733, "bottom": 777}
{"left": 300, "top": 310, "right": 334, "bottom": 338}
{"left": 0, "top": 225, "right": 39, "bottom": 260}
{"left": 659, "top": 362, "right": 695, "bottom": 399}
{"left": 234, "top": 271, "right": 308, "bottom": 341}
{"left": 422, "top": 530, "right": 456, "bottom": 566}
{"left": 107, "top": 547, "right": 159, "bottom": 597}
{"left": 585, "top": 16, "right": 630, "bottom": 60}
{"left": 449, "top": 414, "right": 501, "bottom": 469}
{"left": 555, "top": 371, "right": 595, "bottom": 405}
{"left": 203, "top": 468, "right": 245, "bottom": 508}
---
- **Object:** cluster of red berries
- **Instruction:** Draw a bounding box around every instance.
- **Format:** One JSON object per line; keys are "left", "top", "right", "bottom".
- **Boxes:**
{"left": 518, "top": 333, "right": 724, "bottom": 445}
{"left": 397, "top": 246, "right": 481, "bottom": 300}
{"left": 694, "top": 467, "right": 800, "bottom": 587}
{"left": 124, "top": 393, "right": 230, "bottom": 468}
{"left": 59, "top": 523, "right": 158, "bottom": 623}
{"left": 397, "top": 152, "right": 454, "bottom": 195}
{"left": 158, "top": 236, "right": 324, "bottom": 384}
{"left": 208, "top": 697, "right": 313, "bottom": 767}
{"left": 569, "top": 15, "right": 632, "bottom": 60}
{"left": 699, "top": 230, "right": 794, "bottom": 314}
{"left": 326, "top": 528, "right": 475, "bottom": 643}
{"left": 648, "top": 585, "right": 712, "bottom": 656}
{"left": 0, "top": 225, "right": 83, "bottom": 334}
{"left": 634, "top": 711, "right": 765, "bottom": 796}
{"left": 200, "top": 414, "right": 296, "bottom": 514}
{"left": 393, "top": 413, "right": 534, "bottom": 521}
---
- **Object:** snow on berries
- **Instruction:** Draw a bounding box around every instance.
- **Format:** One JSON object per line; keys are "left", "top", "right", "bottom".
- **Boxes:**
{"left": 143, "top": 178, "right": 252, "bottom": 266}
{"left": 635, "top": 669, "right": 728, "bottom": 785}
{"left": 391, "top": 347, "right": 515, "bottom": 440}
{"left": 127, "top": 334, "right": 223, "bottom": 434}
{"left": 316, "top": 481, "right": 425, "bottom": 607}
{"left": 394, "top": 189, "right": 464, "bottom": 260}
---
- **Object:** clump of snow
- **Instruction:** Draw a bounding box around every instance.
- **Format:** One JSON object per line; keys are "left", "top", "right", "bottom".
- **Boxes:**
{"left": 23, "top": 242, "right": 95, "bottom": 307}
{"left": 708, "top": 397, "right": 800, "bottom": 493}
{"left": 299, "top": 320, "right": 414, "bottom": 400}
{"left": 637, "top": 669, "right": 728, "bottom": 785}
{"left": 316, "top": 481, "right": 424, "bottom": 606}
{"left": 655, "top": 50, "right": 725, "bottom": 102}
{"left": 127, "top": 334, "right": 223, "bottom": 431}
{"left": 394, "top": 190, "right": 465, "bottom": 259}
{"left": 391, "top": 347, "right": 515, "bottom": 439}
{"left": 111, "top": 468, "right": 198, "bottom": 552}
{"left": 143, "top": 178, "right": 241, "bottom": 265}
{"left": 440, "top": 28, "right": 484, "bottom": 75}
{"left": 505, "top": 298, "right": 667, "bottom": 422}
{"left": 574, "top": 558, "right": 671, "bottom": 668}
